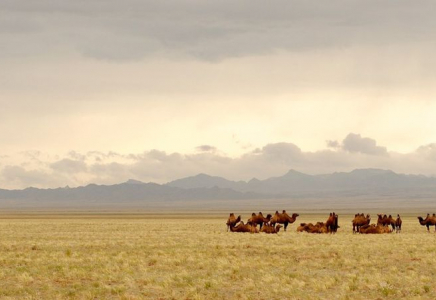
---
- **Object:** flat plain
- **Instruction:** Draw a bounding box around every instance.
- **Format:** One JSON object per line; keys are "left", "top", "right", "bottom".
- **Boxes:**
{"left": 0, "top": 213, "right": 435, "bottom": 299}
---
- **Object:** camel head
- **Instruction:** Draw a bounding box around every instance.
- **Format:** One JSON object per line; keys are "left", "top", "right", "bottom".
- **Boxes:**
{"left": 266, "top": 214, "right": 272, "bottom": 219}
{"left": 292, "top": 213, "right": 299, "bottom": 218}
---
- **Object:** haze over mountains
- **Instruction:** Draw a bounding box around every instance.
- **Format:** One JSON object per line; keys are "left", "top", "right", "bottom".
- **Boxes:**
{"left": 1, "top": 169, "right": 436, "bottom": 211}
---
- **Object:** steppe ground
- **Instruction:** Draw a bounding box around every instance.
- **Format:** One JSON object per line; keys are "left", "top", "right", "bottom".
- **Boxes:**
{"left": 0, "top": 212, "right": 436, "bottom": 299}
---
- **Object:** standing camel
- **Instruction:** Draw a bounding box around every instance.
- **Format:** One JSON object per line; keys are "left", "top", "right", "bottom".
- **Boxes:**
{"left": 326, "top": 212, "right": 339, "bottom": 233}
{"left": 247, "top": 212, "right": 272, "bottom": 230}
{"left": 352, "top": 213, "right": 370, "bottom": 233}
{"left": 417, "top": 214, "right": 436, "bottom": 232}
{"left": 270, "top": 210, "right": 299, "bottom": 231}
{"left": 395, "top": 214, "right": 402, "bottom": 233}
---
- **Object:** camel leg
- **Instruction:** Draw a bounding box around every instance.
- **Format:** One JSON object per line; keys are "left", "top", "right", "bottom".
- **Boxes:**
{"left": 284, "top": 222, "right": 288, "bottom": 232}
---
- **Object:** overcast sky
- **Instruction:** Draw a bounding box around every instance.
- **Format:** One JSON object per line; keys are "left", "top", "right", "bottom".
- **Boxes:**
{"left": 1, "top": 1, "right": 436, "bottom": 188}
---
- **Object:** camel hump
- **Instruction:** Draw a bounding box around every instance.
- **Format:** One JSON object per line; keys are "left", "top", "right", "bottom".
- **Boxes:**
{"left": 252, "top": 213, "right": 256, "bottom": 216}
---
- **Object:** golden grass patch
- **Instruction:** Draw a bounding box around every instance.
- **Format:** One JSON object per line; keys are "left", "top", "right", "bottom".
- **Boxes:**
{"left": 0, "top": 214, "right": 435, "bottom": 299}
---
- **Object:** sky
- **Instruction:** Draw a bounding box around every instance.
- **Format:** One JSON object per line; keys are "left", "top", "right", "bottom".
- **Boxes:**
{"left": 1, "top": 1, "right": 436, "bottom": 189}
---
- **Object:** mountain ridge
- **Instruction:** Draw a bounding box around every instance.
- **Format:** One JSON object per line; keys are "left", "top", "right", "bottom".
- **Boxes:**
{"left": 1, "top": 169, "right": 436, "bottom": 209}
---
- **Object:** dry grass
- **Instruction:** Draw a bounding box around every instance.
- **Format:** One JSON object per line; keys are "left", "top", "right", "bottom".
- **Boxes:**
{"left": 0, "top": 214, "right": 436, "bottom": 299}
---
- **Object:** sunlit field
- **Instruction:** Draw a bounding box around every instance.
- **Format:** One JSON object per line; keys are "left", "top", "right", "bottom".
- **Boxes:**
{"left": 0, "top": 213, "right": 436, "bottom": 299}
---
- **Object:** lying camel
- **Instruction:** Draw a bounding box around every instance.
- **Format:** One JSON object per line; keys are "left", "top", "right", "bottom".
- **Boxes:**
{"left": 229, "top": 221, "right": 251, "bottom": 233}
{"left": 270, "top": 210, "right": 299, "bottom": 231}
{"left": 226, "top": 213, "right": 241, "bottom": 232}
{"left": 417, "top": 214, "right": 436, "bottom": 232}
{"left": 359, "top": 224, "right": 392, "bottom": 234}
{"left": 352, "top": 213, "right": 371, "bottom": 233}
{"left": 297, "top": 222, "right": 328, "bottom": 234}
{"left": 248, "top": 212, "right": 272, "bottom": 230}
{"left": 260, "top": 224, "right": 282, "bottom": 234}
{"left": 395, "top": 214, "right": 402, "bottom": 233}
{"left": 326, "top": 212, "right": 339, "bottom": 233}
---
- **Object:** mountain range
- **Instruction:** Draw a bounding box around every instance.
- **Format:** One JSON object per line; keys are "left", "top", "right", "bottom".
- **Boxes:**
{"left": 1, "top": 168, "right": 436, "bottom": 209}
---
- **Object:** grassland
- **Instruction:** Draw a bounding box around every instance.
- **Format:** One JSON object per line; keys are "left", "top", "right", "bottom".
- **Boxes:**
{"left": 0, "top": 213, "right": 435, "bottom": 299}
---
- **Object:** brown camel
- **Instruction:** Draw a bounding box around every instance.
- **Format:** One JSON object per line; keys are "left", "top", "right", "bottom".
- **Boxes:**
{"left": 359, "top": 224, "right": 391, "bottom": 234}
{"left": 352, "top": 213, "right": 371, "bottom": 233}
{"left": 297, "top": 222, "right": 328, "bottom": 234}
{"left": 270, "top": 210, "right": 299, "bottom": 231}
{"left": 395, "top": 214, "right": 402, "bottom": 233}
{"left": 229, "top": 221, "right": 251, "bottom": 233}
{"left": 377, "top": 214, "right": 395, "bottom": 231}
{"left": 260, "top": 224, "right": 282, "bottom": 234}
{"left": 248, "top": 212, "right": 272, "bottom": 230}
{"left": 226, "top": 213, "right": 241, "bottom": 232}
{"left": 417, "top": 214, "right": 436, "bottom": 232}
{"left": 326, "top": 212, "right": 339, "bottom": 233}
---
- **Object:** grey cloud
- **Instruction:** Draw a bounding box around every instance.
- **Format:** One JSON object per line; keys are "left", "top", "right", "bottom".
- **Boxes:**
{"left": 1, "top": 165, "right": 53, "bottom": 187}
{"left": 416, "top": 144, "right": 436, "bottom": 161}
{"left": 195, "top": 145, "right": 217, "bottom": 152}
{"left": 2, "top": 133, "right": 436, "bottom": 189}
{"left": 50, "top": 159, "right": 88, "bottom": 173}
{"left": 342, "top": 133, "right": 388, "bottom": 156}
{"left": 261, "top": 143, "right": 303, "bottom": 163}
{"left": 1, "top": 1, "right": 436, "bottom": 61}
{"left": 326, "top": 140, "right": 340, "bottom": 149}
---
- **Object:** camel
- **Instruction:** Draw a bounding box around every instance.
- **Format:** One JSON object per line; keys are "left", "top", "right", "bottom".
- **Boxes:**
{"left": 248, "top": 212, "right": 272, "bottom": 230}
{"left": 359, "top": 224, "right": 392, "bottom": 234}
{"left": 297, "top": 222, "right": 328, "bottom": 234}
{"left": 226, "top": 213, "right": 241, "bottom": 232}
{"left": 269, "top": 210, "right": 299, "bottom": 231}
{"left": 395, "top": 214, "right": 402, "bottom": 233}
{"left": 326, "top": 212, "right": 339, "bottom": 233}
{"left": 377, "top": 214, "right": 395, "bottom": 231}
{"left": 229, "top": 221, "right": 251, "bottom": 233}
{"left": 260, "top": 224, "right": 282, "bottom": 234}
{"left": 352, "top": 213, "right": 371, "bottom": 233}
{"left": 417, "top": 214, "right": 436, "bottom": 232}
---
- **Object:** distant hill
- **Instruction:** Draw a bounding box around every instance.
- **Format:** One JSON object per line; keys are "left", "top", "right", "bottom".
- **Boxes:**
{"left": 167, "top": 168, "right": 436, "bottom": 196}
{"left": 1, "top": 168, "right": 436, "bottom": 209}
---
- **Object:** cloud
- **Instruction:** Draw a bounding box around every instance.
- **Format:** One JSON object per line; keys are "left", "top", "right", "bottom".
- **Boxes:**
{"left": 195, "top": 145, "right": 217, "bottom": 152}
{"left": 342, "top": 133, "right": 388, "bottom": 156}
{"left": 50, "top": 159, "right": 88, "bottom": 173}
{"left": 1, "top": 133, "right": 436, "bottom": 189}
{"left": 1, "top": 1, "right": 436, "bottom": 61}
{"left": 326, "top": 140, "right": 340, "bottom": 149}
{"left": 1, "top": 165, "right": 53, "bottom": 188}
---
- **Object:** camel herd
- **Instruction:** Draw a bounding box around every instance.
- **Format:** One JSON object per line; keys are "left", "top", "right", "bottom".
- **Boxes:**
{"left": 226, "top": 211, "right": 436, "bottom": 234}
{"left": 226, "top": 211, "right": 298, "bottom": 234}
